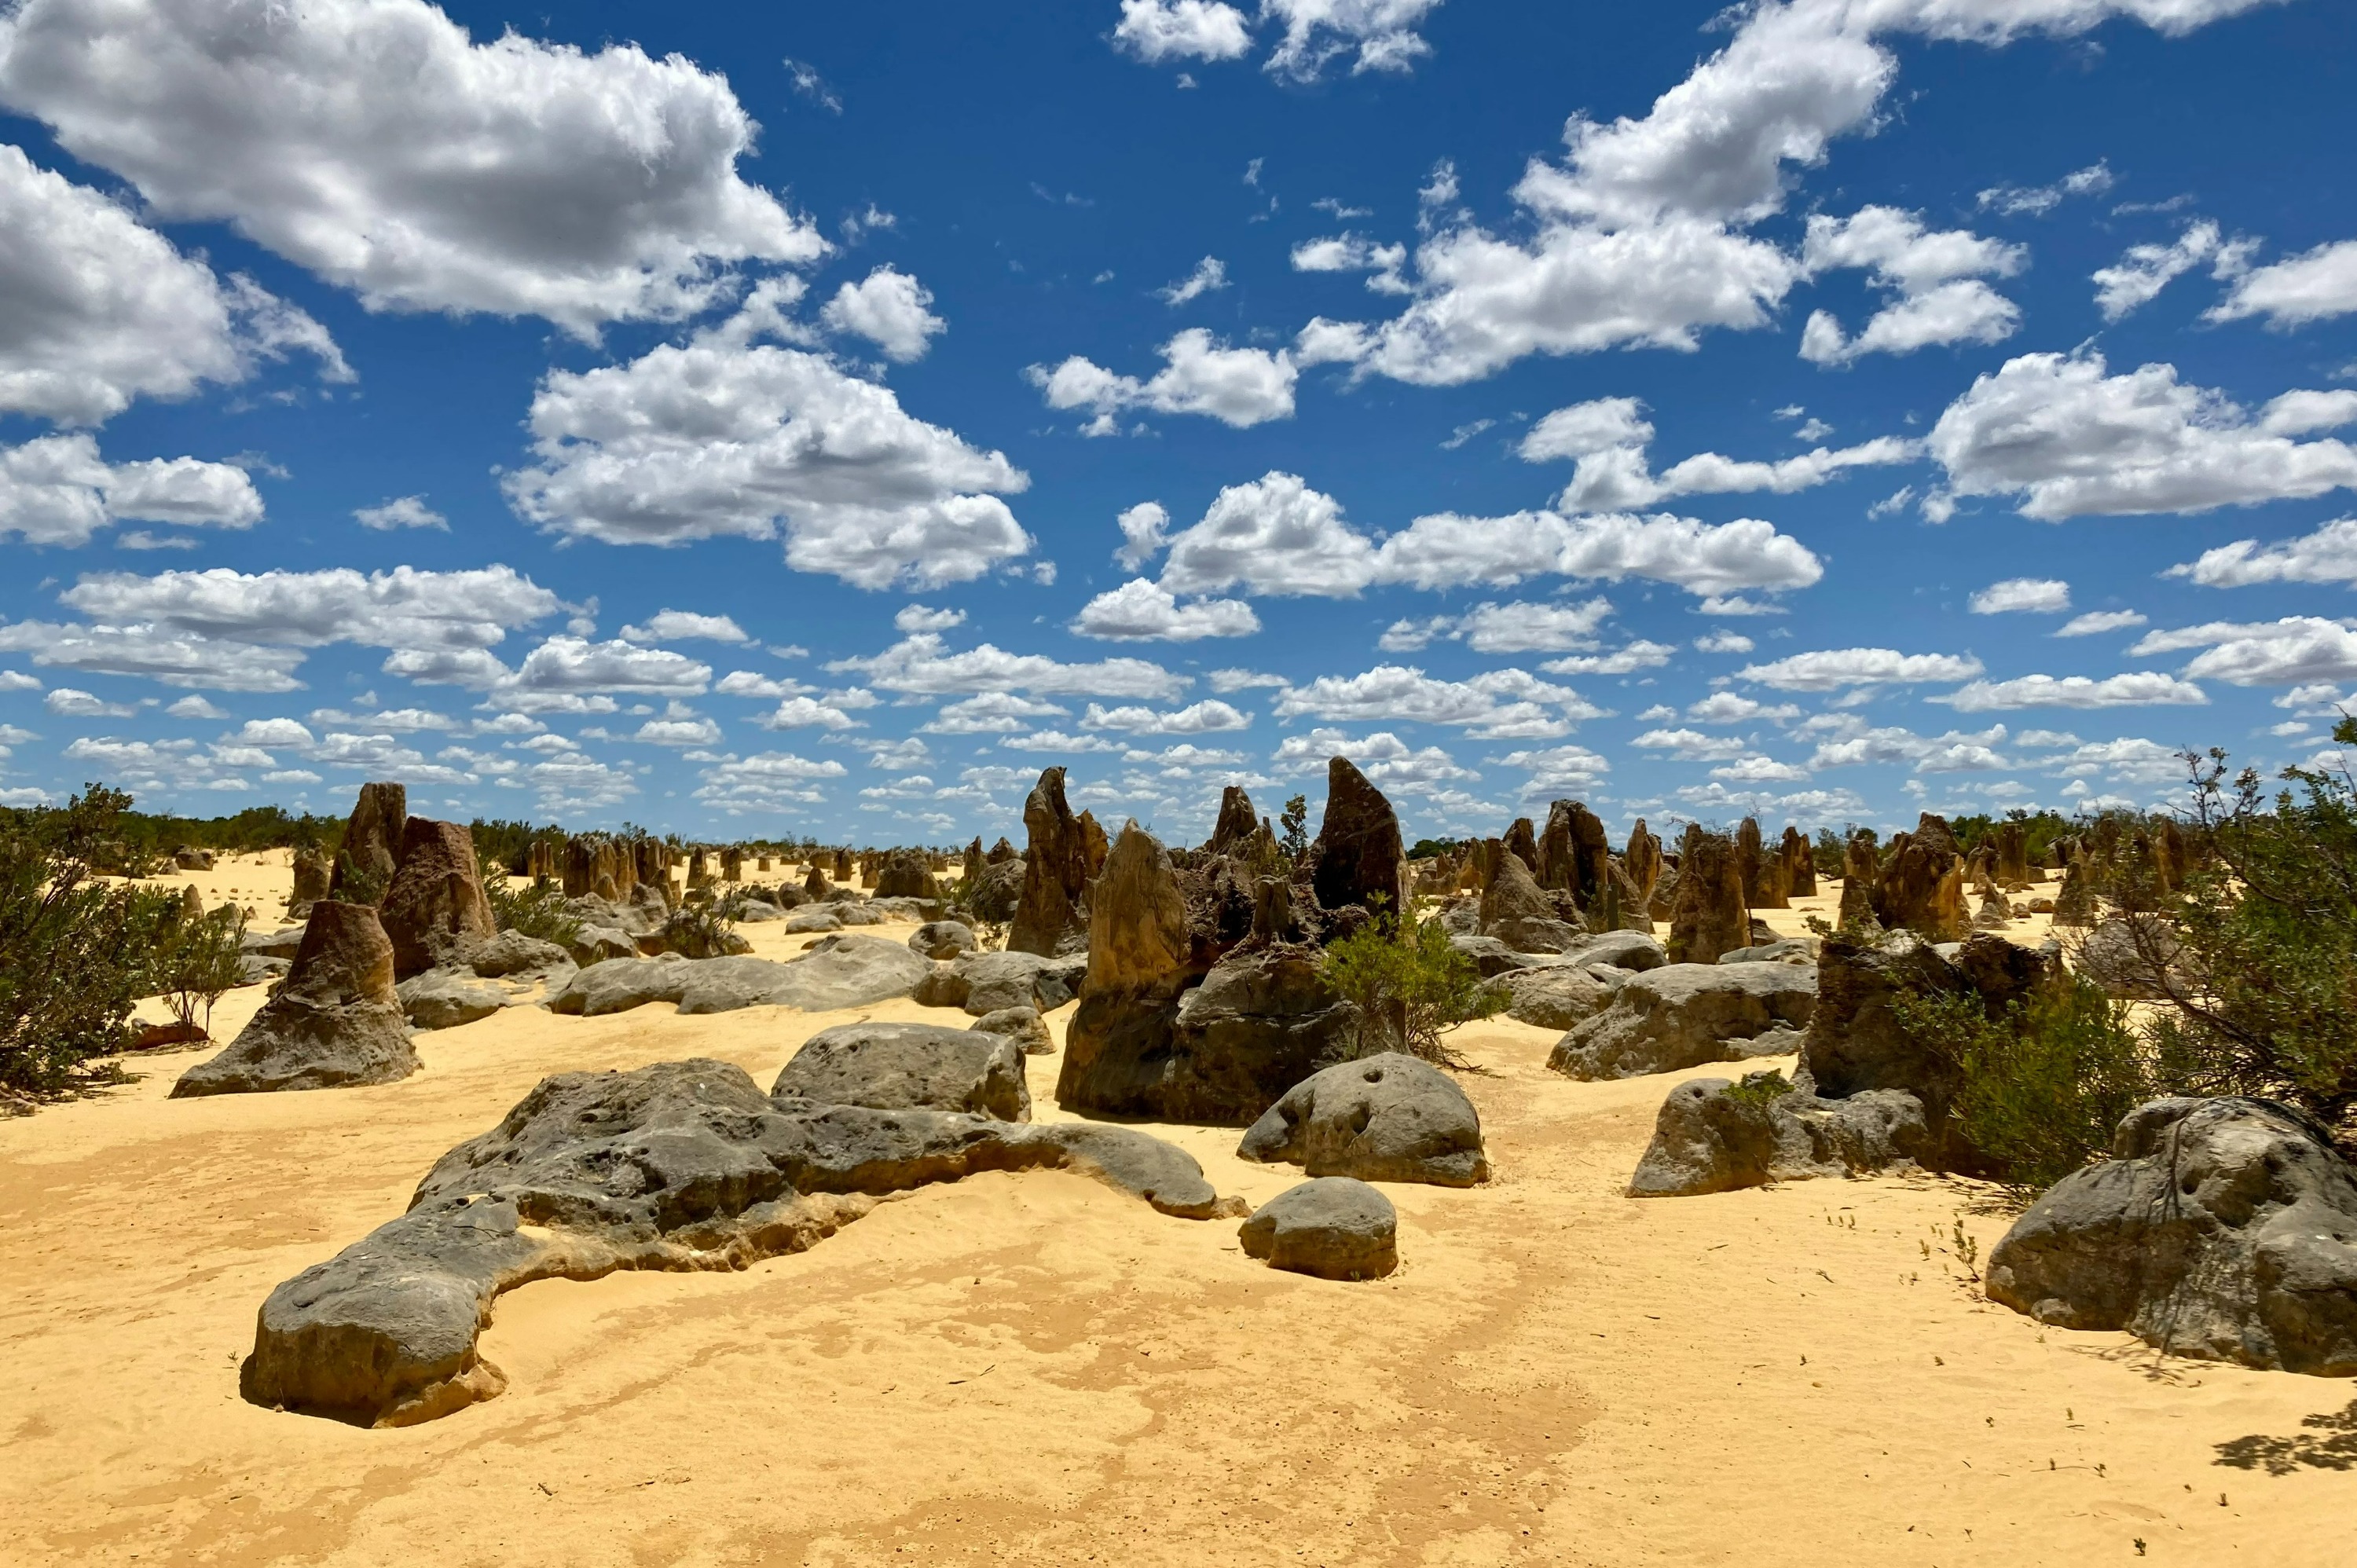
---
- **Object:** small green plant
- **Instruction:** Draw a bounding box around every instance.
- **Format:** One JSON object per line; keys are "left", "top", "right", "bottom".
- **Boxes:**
{"left": 1321, "top": 914, "right": 1501, "bottom": 1069}
{"left": 1721, "top": 1068, "right": 1792, "bottom": 1111}
{"left": 0, "top": 784, "right": 156, "bottom": 1099}
{"left": 1278, "top": 794, "right": 1310, "bottom": 863}
{"left": 329, "top": 847, "right": 389, "bottom": 907}
{"left": 483, "top": 869, "right": 582, "bottom": 947}
{"left": 660, "top": 899, "right": 739, "bottom": 960}
{"left": 1892, "top": 973, "right": 2161, "bottom": 1200}
{"left": 147, "top": 902, "right": 247, "bottom": 1040}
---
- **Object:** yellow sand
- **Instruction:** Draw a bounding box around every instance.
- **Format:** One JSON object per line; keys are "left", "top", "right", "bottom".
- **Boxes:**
{"left": 3, "top": 858, "right": 2338, "bottom": 1566}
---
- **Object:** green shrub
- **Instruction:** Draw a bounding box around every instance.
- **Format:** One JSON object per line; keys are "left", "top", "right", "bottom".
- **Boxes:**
{"left": 0, "top": 785, "right": 158, "bottom": 1099}
{"left": 483, "top": 869, "right": 582, "bottom": 947}
{"left": 1321, "top": 915, "right": 1501, "bottom": 1069}
{"left": 146, "top": 902, "right": 247, "bottom": 1039}
{"left": 1892, "top": 973, "right": 2160, "bottom": 1200}
{"left": 1721, "top": 1068, "right": 1792, "bottom": 1111}
{"left": 660, "top": 899, "right": 739, "bottom": 960}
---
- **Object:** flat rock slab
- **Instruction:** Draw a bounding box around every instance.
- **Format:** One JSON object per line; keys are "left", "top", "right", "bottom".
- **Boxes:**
{"left": 1238, "top": 1052, "right": 1489, "bottom": 1187}
{"left": 1489, "top": 965, "right": 1611, "bottom": 1031}
{"left": 238, "top": 1058, "right": 1234, "bottom": 1427}
{"left": 546, "top": 954, "right": 691, "bottom": 1017}
{"left": 1547, "top": 962, "right": 1817, "bottom": 1082}
{"left": 1986, "top": 1097, "right": 2357, "bottom": 1375}
{"left": 397, "top": 971, "right": 508, "bottom": 1031}
{"left": 1239, "top": 1178, "right": 1398, "bottom": 1280}
{"left": 773, "top": 1022, "right": 1031, "bottom": 1120}
{"left": 545, "top": 940, "right": 931, "bottom": 1017}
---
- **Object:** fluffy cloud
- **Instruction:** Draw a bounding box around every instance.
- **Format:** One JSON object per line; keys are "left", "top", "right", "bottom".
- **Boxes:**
{"left": 60, "top": 565, "right": 559, "bottom": 652}
{"left": 1273, "top": 665, "right": 1600, "bottom": 739}
{"left": 0, "top": 621, "right": 305, "bottom": 691}
{"left": 1271, "top": 727, "right": 1481, "bottom": 796}
{"left": 2168, "top": 517, "right": 2357, "bottom": 588}
{"left": 45, "top": 687, "right": 134, "bottom": 718}
{"left": 1736, "top": 647, "right": 1985, "bottom": 691}
{"left": 2051, "top": 736, "right": 2190, "bottom": 786}
{"left": 354, "top": 496, "right": 447, "bottom": 532}
{"left": 1111, "top": 0, "right": 1253, "bottom": 64}
{"left": 1807, "top": 722, "right": 2009, "bottom": 772}
{"left": 1634, "top": 727, "right": 1749, "bottom": 762}
{"left": 2150, "top": 617, "right": 2357, "bottom": 687}
{"left": 0, "top": 435, "right": 263, "bottom": 545}
{"left": 1159, "top": 473, "right": 1378, "bottom": 597}
{"left": 1494, "top": 742, "right": 1611, "bottom": 793}
{"left": 2055, "top": 610, "right": 2150, "bottom": 636}
{"left": 1069, "top": 578, "right": 1261, "bottom": 641}
{"left": 829, "top": 632, "right": 1188, "bottom": 700}
{"left": 1291, "top": 233, "right": 1409, "bottom": 293}
{"left": 1288, "top": 0, "right": 2270, "bottom": 387}
{"left": 1157, "top": 257, "right": 1229, "bottom": 307}
{"left": 922, "top": 693, "right": 1072, "bottom": 735}
{"left": 692, "top": 750, "right": 849, "bottom": 813}
{"left": 1372, "top": 510, "right": 1824, "bottom": 599}
{"left": 820, "top": 267, "right": 946, "bottom": 361}
{"left": 1027, "top": 329, "right": 1297, "bottom": 433}
{"left": 1969, "top": 577, "right": 2070, "bottom": 614}
{"left": 2091, "top": 220, "right": 2255, "bottom": 321}
{"left": 1519, "top": 396, "right": 1916, "bottom": 511}
{"left": 504, "top": 295, "right": 1032, "bottom": 588}
{"left": 0, "top": 143, "right": 346, "bottom": 426}
{"left": 618, "top": 610, "right": 750, "bottom": 644}
{"left": 1081, "top": 699, "right": 1252, "bottom": 735}
{"left": 1263, "top": 0, "right": 1446, "bottom": 79}
{"left": 1540, "top": 642, "right": 1677, "bottom": 676}
{"left": 1927, "top": 352, "right": 2357, "bottom": 521}
{"left": 1114, "top": 501, "right": 1171, "bottom": 570}
{"left": 1798, "top": 206, "right": 2024, "bottom": 365}
{"left": 0, "top": 0, "right": 822, "bottom": 333}
{"left": 2208, "top": 238, "right": 2357, "bottom": 328}
{"left": 1687, "top": 691, "right": 1799, "bottom": 724}
{"left": 757, "top": 697, "right": 863, "bottom": 731}
{"left": 1936, "top": 672, "right": 2208, "bottom": 710}
{"left": 501, "top": 637, "right": 713, "bottom": 696}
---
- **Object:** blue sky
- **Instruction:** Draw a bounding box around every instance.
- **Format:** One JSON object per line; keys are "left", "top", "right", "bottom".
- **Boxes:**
{"left": 2, "top": 0, "right": 2354, "bottom": 846}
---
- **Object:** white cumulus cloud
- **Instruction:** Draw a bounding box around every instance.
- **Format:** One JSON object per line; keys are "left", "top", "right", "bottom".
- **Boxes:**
{"left": 819, "top": 267, "right": 946, "bottom": 361}
{"left": 1936, "top": 672, "right": 2208, "bottom": 710}
{"left": 1969, "top": 577, "right": 2070, "bottom": 614}
{"left": 0, "top": 434, "right": 262, "bottom": 545}
{"left": 2208, "top": 238, "right": 2357, "bottom": 329}
{"left": 1736, "top": 647, "right": 1985, "bottom": 691}
{"left": 1069, "top": 579, "right": 1262, "bottom": 641}
{"left": 1028, "top": 328, "right": 1297, "bottom": 432}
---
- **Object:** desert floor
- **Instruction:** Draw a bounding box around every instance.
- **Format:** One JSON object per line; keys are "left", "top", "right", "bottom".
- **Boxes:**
{"left": 2, "top": 852, "right": 2347, "bottom": 1566}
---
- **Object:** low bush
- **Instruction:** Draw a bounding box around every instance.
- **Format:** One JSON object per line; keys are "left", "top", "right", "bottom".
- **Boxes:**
{"left": 1321, "top": 914, "right": 1501, "bottom": 1069}
{"left": 145, "top": 902, "right": 247, "bottom": 1040}
{"left": 0, "top": 786, "right": 162, "bottom": 1100}
{"left": 1892, "top": 972, "right": 2161, "bottom": 1200}
{"left": 483, "top": 869, "right": 581, "bottom": 947}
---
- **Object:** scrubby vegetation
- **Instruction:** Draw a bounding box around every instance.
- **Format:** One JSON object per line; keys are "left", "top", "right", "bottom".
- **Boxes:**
{"left": 1, "top": 786, "right": 178, "bottom": 1100}
{"left": 0, "top": 797, "right": 341, "bottom": 877}
{"left": 1323, "top": 914, "right": 1501, "bottom": 1069}
{"left": 483, "top": 868, "right": 581, "bottom": 947}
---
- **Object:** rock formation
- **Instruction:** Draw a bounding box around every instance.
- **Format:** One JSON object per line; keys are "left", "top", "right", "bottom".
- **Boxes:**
{"left": 172, "top": 902, "right": 417, "bottom": 1097}
{"left": 874, "top": 848, "right": 941, "bottom": 901}
{"left": 1478, "top": 848, "right": 1581, "bottom": 953}
{"left": 1872, "top": 814, "right": 1969, "bottom": 940}
{"left": 1996, "top": 821, "right": 2033, "bottom": 884}
{"left": 1987, "top": 1097, "right": 2357, "bottom": 1375}
{"left": 288, "top": 845, "right": 332, "bottom": 920}
{"left": 237, "top": 1059, "right": 1235, "bottom": 1425}
{"left": 1780, "top": 825, "right": 1816, "bottom": 899}
{"left": 1627, "top": 1070, "right": 1932, "bottom": 1198}
{"left": 1738, "top": 818, "right": 1789, "bottom": 910}
{"left": 1665, "top": 830, "right": 1747, "bottom": 965}
{"left": 1238, "top": 1052, "right": 1489, "bottom": 1186}
{"left": 1009, "top": 767, "right": 1091, "bottom": 956}
{"left": 1547, "top": 962, "right": 1816, "bottom": 1080}
{"left": 1303, "top": 757, "right": 1407, "bottom": 919}
{"left": 907, "top": 920, "right": 977, "bottom": 960}
{"left": 1502, "top": 817, "right": 1539, "bottom": 876}
{"left": 773, "top": 1022, "right": 1031, "bottom": 1121}
{"left": 1625, "top": 820, "right": 1662, "bottom": 908}
{"left": 379, "top": 818, "right": 496, "bottom": 980}
{"left": 1208, "top": 786, "right": 1260, "bottom": 856}
{"left": 328, "top": 782, "right": 405, "bottom": 900}
{"left": 1239, "top": 1178, "right": 1398, "bottom": 1281}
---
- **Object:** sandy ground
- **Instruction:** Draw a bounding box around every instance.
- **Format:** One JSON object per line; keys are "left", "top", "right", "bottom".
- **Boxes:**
{"left": 5, "top": 858, "right": 2341, "bottom": 1566}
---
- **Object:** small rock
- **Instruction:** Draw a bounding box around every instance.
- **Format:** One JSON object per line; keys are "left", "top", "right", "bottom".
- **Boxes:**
{"left": 773, "top": 1022, "right": 1031, "bottom": 1120}
{"left": 909, "top": 920, "right": 978, "bottom": 961}
{"left": 397, "top": 970, "right": 509, "bottom": 1031}
{"left": 1548, "top": 962, "right": 1816, "bottom": 1081}
{"left": 1238, "top": 1052, "right": 1489, "bottom": 1186}
{"left": 971, "top": 1006, "right": 1054, "bottom": 1054}
{"left": 1238, "top": 1178, "right": 1398, "bottom": 1280}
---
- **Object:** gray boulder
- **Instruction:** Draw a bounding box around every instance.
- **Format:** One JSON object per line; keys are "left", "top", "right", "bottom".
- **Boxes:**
{"left": 1626, "top": 1071, "right": 1931, "bottom": 1197}
{"left": 675, "top": 956, "right": 806, "bottom": 1016}
{"left": 238, "top": 1058, "right": 1234, "bottom": 1425}
{"left": 238, "top": 954, "right": 290, "bottom": 987}
{"left": 1479, "top": 848, "right": 1581, "bottom": 954}
{"left": 784, "top": 906, "right": 844, "bottom": 934}
{"left": 1985, "top": 1097, "right": 2357, "bottom": 1375}
{"left": 1547, "top": 962, "right": 1817, "bottom": 1081}
{"left": 1720, "top": 938, "right": 1816, "bottom": 965}
{"left": 909, "top": 920, "right": 978, "bottom": 961}
{"left": 1486, "top": 965, "right": 1611, "bottom": 1030}
{"left": 242, "top": 925, "right": 306, "bottom": 961}
{"left": 1238, "top": 1052, "right": 1488, "bottom": 1187}
{"left": 767, "top": 936, "right": 932, "bottom": 1010}
{"left": 564, "top": 924, "right": 638, "bottom": 966}
{"left": 463, "top": 929, "right": 576, "bottom": 988}
{"left": 396, "top": 969, "right": 508, "bottom": 1031}
{"left": 972, "top": 1006, "right": 1054, "bottom": 1054}
{"left": 775, "top": 1023, "right": 1029, "bottom": 1119}
{"left": 731, "top": 899, "right": 784, "bottom": 923}
{"left": 1447, "top": 931, "right": 1531, "bottom": 977}
{"left": 1560, "top": 930, "right": 1667, "bottom": 973}
{"left": 174, "top": 902, "right": 419, "bottom": 1097}
{"left": 1238, "top": 1178, "right": 1398, "bottom": 1281}
{"left": 918, "top": 949, "right": 1086, "bottom": 1016}
{"left": 547, "top": 954, "right": 691, "bottom": 1017}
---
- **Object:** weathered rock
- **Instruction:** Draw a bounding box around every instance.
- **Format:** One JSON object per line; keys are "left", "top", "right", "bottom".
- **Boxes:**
{"left": 1719, "top": 938, "right": 1816, "bottom": 965}
{"left": 463, "top": 929, "right": 575, "bottom": 987}
{"left": 243, "top": 924, "right": 306, "bottom": 961}
{"left": 785, "top": 905, "right": 844, "bottom": 934}
{"left": 908, "top": 920, "right": 978, "bottom": 961}
{"left": 954, "top": 949, "right": 1083, "bottom": 1015}
{"left": 774, "top": 1023, "right": 1030, "bottom": 1120}
{"left": 1626, "top": 1071, "right": 1932, "bottom": 1198}
{"left": 1547, "top": 962, "right": 1816, "bottom": 1081}
{"left": 172, "top": 846, "right": 216, "bottom": 871}
{"left": 1449, "top": 932, "right": 1534, "bottom": 977}
{"left": 1563, "top": 929, "right": 1668, "bottom": 973}
{"left": 1781, "top": 826, "right": 1816, "bottom": 899}
{"left": 565, "top": 924, "right": 637, "bottom": 966}
{"left": 237, "top": 1060, "right": 1233, "bottom": 1425}
{"left": 1625, "top": 820, "right": 1662, "bottom": 909}
{"left": 964, "top": 856, "right": 1026, "bottom": 925}
{"left": 328, "top": 782, "right": 406, "bottom": 900}
{"left": 1303, "top": 757, "right": 1407, "bottom": 918}
{"left": 396, "top": 970, "right": 509, "bottom": 1031}
{"left": 1986, "top": 1097, "right": 2357, "bottom": 1376}
{"left": 1739, "top": 818, "right": 1789, "bottom": 910}
{"left": 1238, "top": 1178, "right": 1397, "bottom": 1281}
{"left": 1995, "top": 822, "right": 2032, "bottom": 885}
{"left": 173, "top": 903, "right": 418, "bottom": 1097}
{"left": 2052, "top": 853, "right": 2100, "bottom": 928}
{"left": 1665, "top": 830, "right": 1748, "bottom": 965}
{"left": 972, "top": 1006, "right": 1054, "bottom": 1054}
{"left": 769, "top": 936, "right": 933, "bottom": 1010}
{"left": 1077, "top": 810, "right": 1110, "bottom": 884}
{"left": 2076, "top": 914, "right": 2183, "bottom": 998}
{"left": 1208, "top": 786, "right": 1261, "bottom": 856}
{"left": 1487, "top": 965, "right": 1613, "bottom": 1029}
{"left": 874, "top": 849, "right": 941, "bottom": 901}
{"left": 379, "top": 818, "right": 496, "bottom": 980}
{"left": 1874, "top": 815, "right": 1969, "bottom": 940}
{"left": 1239, "top": 1052, "right": 1488, "bottom": 1186}
{"left": 1479, "top": 846, "right": 1582, "bottom": 954}
{"left": 289, "top": 845, "right": 332, "bottom": 918}
{"left": 1010, "top": 768, "right": 1092, "bottom": 956}
{"left": 546, "top": 954, "right": 693, "bottom": 1017}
